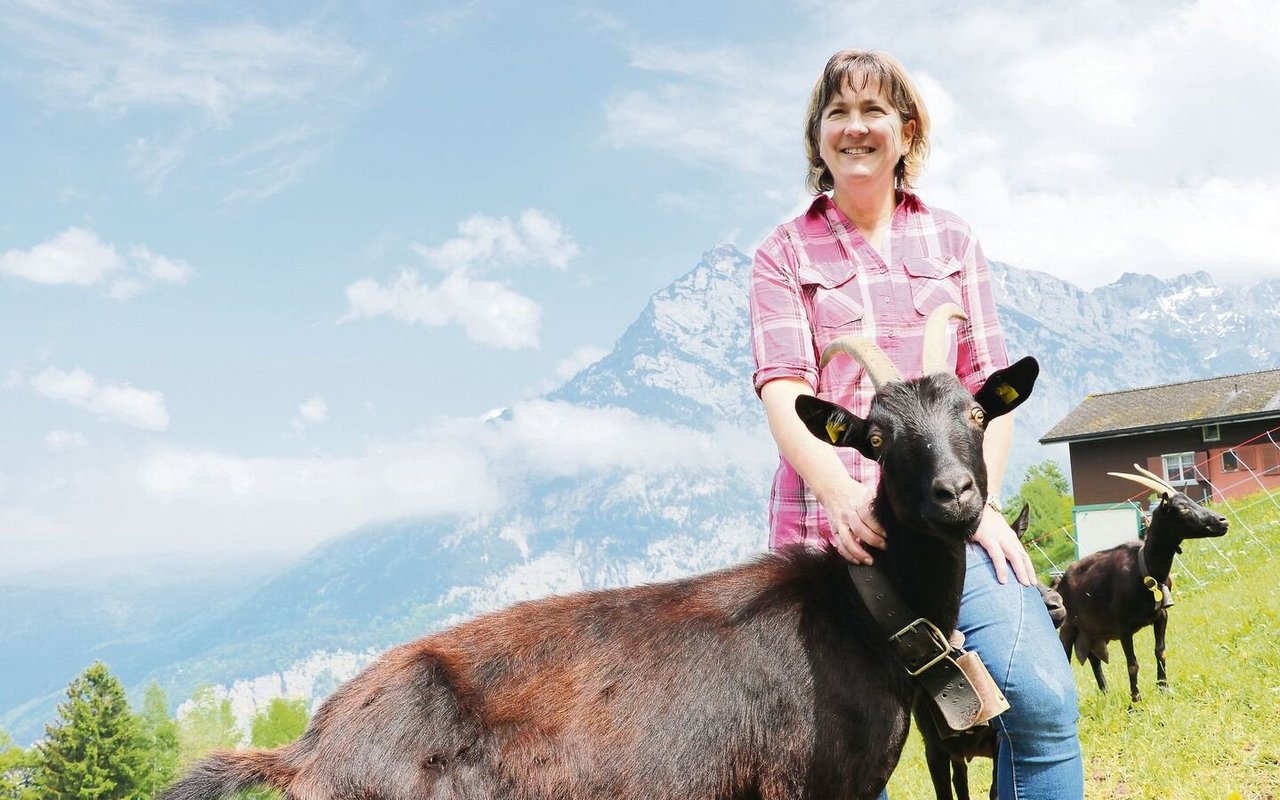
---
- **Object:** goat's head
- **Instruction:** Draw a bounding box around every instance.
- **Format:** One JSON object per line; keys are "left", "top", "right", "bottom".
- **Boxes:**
{"left": 795, "top": 304, "right": 1039, "bottom": 541}
{"left": 1108, "top": 464, "right": 1229, "bottom": 543}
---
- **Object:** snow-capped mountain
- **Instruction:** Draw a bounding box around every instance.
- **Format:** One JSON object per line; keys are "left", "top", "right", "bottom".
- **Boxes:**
{"left": 5, "top": 245, "right": 1275, "bottom": 743}
{"left": 550, "top": 243, "right": 761, "bottom": 428}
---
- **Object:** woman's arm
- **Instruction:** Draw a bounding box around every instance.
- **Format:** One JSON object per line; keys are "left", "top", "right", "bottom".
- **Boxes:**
{"left": 970, "top": 412, "right": 1035, "bottom": 586}
{"left": 983, "top": 411, "right": 1014, "bottom": 498}
{"left": 760, "top": 377, "right": 885, "bottom": 565}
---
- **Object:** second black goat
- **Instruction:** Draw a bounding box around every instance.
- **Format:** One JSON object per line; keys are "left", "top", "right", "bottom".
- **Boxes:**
{"left": 1056, "top": 465, "right": 1228, "bottom": 702}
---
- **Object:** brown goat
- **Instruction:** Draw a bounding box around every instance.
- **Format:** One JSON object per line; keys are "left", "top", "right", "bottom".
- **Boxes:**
{"left": 912, "top": 504, "right": 1067, "bottom": 800}
{"left": 159, "top": 310, "right": 1039, "bottom": 800}
{"left": 1055, "top": 466, "right": 1228, "bottom": 702}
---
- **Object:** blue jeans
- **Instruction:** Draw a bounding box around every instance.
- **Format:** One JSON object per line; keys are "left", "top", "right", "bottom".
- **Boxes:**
{"left": 880, "top": 542, "right": 1083, "bottom": 799}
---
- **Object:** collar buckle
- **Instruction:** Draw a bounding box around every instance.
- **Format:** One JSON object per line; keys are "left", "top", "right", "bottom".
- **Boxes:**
{"left": 890, "top": 617, "right": 952, "bottom": 677}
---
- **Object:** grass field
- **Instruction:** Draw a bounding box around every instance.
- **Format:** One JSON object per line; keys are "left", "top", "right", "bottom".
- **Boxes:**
{"left": 887, "top": 490, "right": 1280, "bottom": 800}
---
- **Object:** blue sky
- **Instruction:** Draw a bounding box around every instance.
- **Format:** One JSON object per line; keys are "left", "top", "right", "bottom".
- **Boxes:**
{"left": 3, "top": 0, "right": 1277, "bottom": 574}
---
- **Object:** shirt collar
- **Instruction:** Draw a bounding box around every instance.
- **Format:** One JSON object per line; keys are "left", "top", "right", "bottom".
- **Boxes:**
{"left": 803, "top": 191, "right": 927, "bottom": 229}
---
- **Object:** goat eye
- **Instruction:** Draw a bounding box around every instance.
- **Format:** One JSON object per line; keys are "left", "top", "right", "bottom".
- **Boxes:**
{"left": 970, "top": 407, "right": 985, "bottom": 424}
{"left": 869, "top": 433, "right": 883, "bottom": 449}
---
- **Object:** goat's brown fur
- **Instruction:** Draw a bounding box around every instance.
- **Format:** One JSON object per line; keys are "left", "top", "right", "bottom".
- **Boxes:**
{"left": 160, "top": 358, "right": 1039, "bottom": 800}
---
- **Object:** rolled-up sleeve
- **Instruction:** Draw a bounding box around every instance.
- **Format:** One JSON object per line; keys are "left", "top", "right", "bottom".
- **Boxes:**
{"left": 955, "top": 232, "right": 1010, "bottom": 395}
{"left": 750, "top": 235, "right": 818, "bottom": 395}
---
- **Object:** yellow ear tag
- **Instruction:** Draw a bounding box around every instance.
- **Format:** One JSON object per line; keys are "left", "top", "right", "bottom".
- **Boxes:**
{"left": 1143, "top": 576, "right": 1162, "bottom": 608}
{"left": 825, "top": 419, "right": 847, "bottom": 444}
{"left": 995, "top": 383, "right": 1019, "bottom": 404}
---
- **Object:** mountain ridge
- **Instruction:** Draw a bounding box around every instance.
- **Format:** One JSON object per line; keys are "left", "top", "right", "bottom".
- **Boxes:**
{"left": 6, "top": 245, "right": 1275, "bottom": 743}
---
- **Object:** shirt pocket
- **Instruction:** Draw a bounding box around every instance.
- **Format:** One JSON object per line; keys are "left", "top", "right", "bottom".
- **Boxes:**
{"left": 903, "top": 255, "right": 964, "bottom": 316}
{"left": 799, "top": 261, "right": 864, "bottom": 358}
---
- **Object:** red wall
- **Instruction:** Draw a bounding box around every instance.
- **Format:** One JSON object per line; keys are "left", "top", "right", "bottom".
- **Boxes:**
{"left": 1064, "top": 418, "right": 1280, "bottom": 505}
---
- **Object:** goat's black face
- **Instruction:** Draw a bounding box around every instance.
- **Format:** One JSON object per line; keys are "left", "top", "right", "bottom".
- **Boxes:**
{"left": 1157, "top": 492, "right": 1230, "bottom": 540}
{"left": 795, "top": 357, "right": 1039, "bottom": 540}
{"left": 864, "top": 374, "right": 988, "bottom": 535}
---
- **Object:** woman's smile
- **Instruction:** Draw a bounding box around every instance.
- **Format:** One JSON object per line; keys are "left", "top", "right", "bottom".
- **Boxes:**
{"left": 818, "top": 81, "right": 914, "bottom": 193}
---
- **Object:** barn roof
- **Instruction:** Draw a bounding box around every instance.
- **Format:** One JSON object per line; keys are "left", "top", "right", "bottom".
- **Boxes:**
{"left": 1041, "top": 368, "right": 1280, "bottom": 444}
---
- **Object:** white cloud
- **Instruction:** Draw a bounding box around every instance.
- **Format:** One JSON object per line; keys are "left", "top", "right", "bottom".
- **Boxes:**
{"left": 554, "top": 345, "right": 609, "bottom": 382}
{"left": 0, "top": 400, "right": 776, "bottom": 574}
{"left": 45, "top": 430, "right": 88, "bottom": 452}
{"left": 127, "top": 133, "right": 191, "bottom": 194}
{"left": 343, "top": 269, "right": 542, "bottom": 350}
{"left": 0, "top": 227, "right": 121, "bottom": 285}
{"left": 0, "top": 228, "right": 195, "bottom": 296}
{"left": 413, "top": 209, "right": 580, "bottom": 273}
{"left": 343, "top": 209, "right": 580, "bottom": 349}
{"left": 609, "top": 0, "right": 1280, "bottom": 287}
{"left": 220, "top": 126, "right": 331, "bottom": 203}
{"left": 298, "top": 397, "right": 329, "bottom": 425}
{"left": 603, "top": 44, "right": 801, "bottom": 176}
{"left": 30, "top": 367, "right": 169, "bottom": 431}
{"left": 1009, "top": 40, "right": 1152, "bottom": 128}
{"left": 474, "top": 400, "right": 762, "bottom": 480}
{"left": 131, "top": 246, "right": 195, "bottom": 284}
{"left": 936, "top": 175, "right": 1280, "bottom": 283}
{"left": 1, "top": 1, "right": 365, "bottom": 120}
{"left": 291, "top": 396, "right": 329, "bottom": 431}
{"left": 2, "top": 3, "right": 366, "bottom": 197}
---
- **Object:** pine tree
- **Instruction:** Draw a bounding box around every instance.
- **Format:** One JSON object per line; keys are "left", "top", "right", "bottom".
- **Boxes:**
{"left": 134, "top": 684, "right": 180, "bottom": 798}
{"left": 34, "top": 662, "right": 144, "bottom": 800}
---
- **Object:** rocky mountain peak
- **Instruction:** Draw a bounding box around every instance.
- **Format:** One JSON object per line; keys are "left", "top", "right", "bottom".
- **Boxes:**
{"left": 550, "top": 245, "right": 760, "bottom": 427}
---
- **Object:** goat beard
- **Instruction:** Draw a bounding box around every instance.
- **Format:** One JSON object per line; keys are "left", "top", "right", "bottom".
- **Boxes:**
{"left": 886, "top": 499, "right": 984, "bottom": 541}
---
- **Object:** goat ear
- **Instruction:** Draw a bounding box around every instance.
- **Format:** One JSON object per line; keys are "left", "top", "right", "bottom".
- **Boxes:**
{"left": 794, "top": 395, "right": 873, "bottom": 457}
{"left": 973, "top": 356, "right": 1039, "bottom": 422}
{"left": 1011, "top": 503, "right": 1030, "bottom": 540}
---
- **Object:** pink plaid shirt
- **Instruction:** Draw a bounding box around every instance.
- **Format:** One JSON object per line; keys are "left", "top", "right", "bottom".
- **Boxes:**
{"left": 750, "top": 193, "right": 1009, "bottom": 551}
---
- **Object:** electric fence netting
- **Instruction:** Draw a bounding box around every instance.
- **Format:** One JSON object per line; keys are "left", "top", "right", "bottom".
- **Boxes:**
{"left": 1024, "top": 423, "right": 1280, "bottom": 583}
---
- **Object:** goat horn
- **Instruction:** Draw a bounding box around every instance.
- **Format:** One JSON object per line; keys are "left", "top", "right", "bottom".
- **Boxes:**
{"left": 922, "top": 303, "right": 968, "bottom": 375}
{"left": 1107, "top": 472, "right": 1171, "bottom": 498}
{"left": 821, "top": 337, "right": 901, "bottom": 390}
{"left": 1131, "top": 463, "right": 1177, "bottom": 495}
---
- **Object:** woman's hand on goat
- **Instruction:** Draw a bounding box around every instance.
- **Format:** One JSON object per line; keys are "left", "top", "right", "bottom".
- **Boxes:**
{"left": 971, "top": 506, "right": 1035, "bottom": 586}
{"left": 818, "top": 479, "right": 887, "bottom": 566}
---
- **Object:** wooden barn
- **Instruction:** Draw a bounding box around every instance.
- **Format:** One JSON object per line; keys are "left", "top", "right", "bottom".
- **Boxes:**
{"left": 1042, "top": 369, "right": 1280, "bottom": 506}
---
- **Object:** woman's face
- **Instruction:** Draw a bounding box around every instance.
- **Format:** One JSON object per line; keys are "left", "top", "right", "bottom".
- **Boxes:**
{"left": 818, "top": 78, "right": 915, "bottom": 198}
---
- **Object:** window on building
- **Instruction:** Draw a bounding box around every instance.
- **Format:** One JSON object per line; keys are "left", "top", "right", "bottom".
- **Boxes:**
{"left": 1222, "top": 450, "right": 1239, "bottom": 472}
{"left": 1263, "top": 446, "right": 1280, "bottom": 475}
{"left": 1202, "top": 424, "right": 1221, "bottom": 442}
{"left": 1162, "top": 452, "right": 1198, "bottom": 485}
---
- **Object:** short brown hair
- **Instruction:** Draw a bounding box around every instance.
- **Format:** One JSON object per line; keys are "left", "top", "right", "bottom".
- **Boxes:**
{"left": 803, "top": 50, "right": 931, "bottom": 194}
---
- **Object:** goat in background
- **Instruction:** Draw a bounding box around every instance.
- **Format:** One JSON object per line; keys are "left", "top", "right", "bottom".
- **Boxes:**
{"left": 158, "top": 304, "right": 1039, "bottom": 800}
{"left": 1055, "top": 465, "right": 1228, "bottom": 702}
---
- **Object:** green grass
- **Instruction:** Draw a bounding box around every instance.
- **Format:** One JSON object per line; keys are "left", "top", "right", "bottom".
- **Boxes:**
{"left": 888, "top": 490, "right": 1280, "bottom": 799}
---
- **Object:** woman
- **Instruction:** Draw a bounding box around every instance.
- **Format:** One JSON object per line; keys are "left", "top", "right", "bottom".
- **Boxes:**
{"left": 749, "top": 50, "right": 1083, "bottom": 799}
